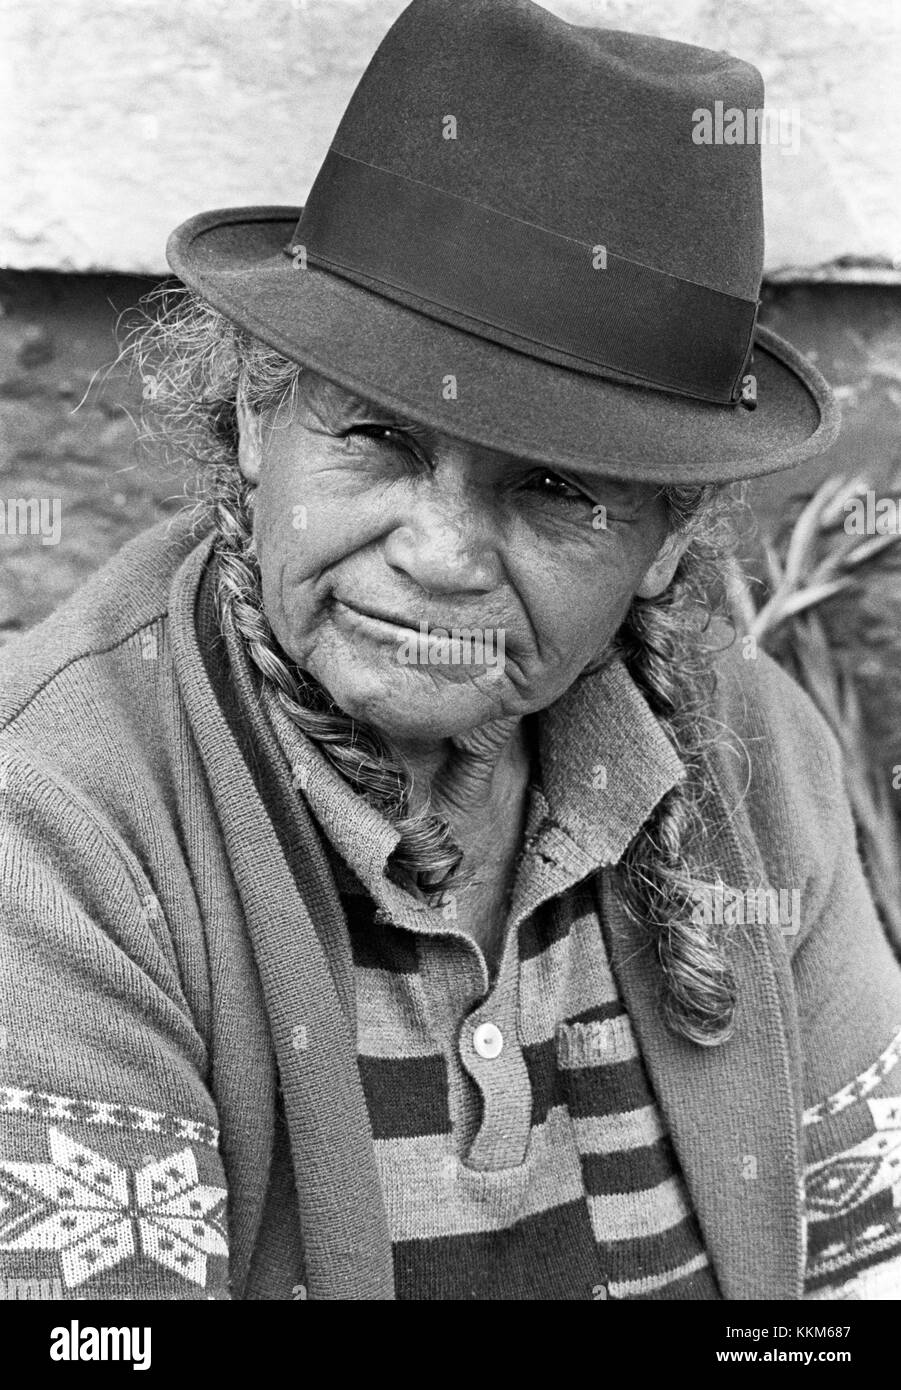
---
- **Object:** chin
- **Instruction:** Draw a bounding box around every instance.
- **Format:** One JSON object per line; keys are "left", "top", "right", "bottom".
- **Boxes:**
{"left": 310, "top": 657, "right": 508, "bottom": 745}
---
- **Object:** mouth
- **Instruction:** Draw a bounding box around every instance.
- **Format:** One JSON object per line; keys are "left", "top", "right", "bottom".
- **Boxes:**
{"left": 331, "top": 595, "right": 509, "bottom": 680}
{"left": 332, "top": 596, "right": 423, "bottom": 641}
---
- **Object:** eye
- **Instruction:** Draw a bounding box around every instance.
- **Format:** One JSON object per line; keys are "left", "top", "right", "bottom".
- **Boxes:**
{"left": 348, "top": 424, "right": 400, "bottom": 445}
{"left": 344, "top": 423, "right": 427, "bottom": 461}
{"left": 526, "top": 470, "right": 593, "bottom": 505}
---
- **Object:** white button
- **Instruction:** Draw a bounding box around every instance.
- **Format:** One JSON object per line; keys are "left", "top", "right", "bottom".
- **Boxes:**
{"left": 473, "top": 1021, "right": 504, "bottom": 1059}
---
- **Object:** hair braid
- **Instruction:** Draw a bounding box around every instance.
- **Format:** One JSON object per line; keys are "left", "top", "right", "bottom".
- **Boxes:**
{"left": 614, "top": 576, "right": 738, "bottom": 1046}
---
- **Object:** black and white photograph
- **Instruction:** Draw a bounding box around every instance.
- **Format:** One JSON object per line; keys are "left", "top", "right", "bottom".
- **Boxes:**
{"left": 1, "top": 0, "right": 900, "bottom": 1345}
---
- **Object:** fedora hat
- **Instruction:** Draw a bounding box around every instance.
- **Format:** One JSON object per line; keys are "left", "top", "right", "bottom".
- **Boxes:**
{"left": 166, "top": 0, "right": 839, "bottom": 484}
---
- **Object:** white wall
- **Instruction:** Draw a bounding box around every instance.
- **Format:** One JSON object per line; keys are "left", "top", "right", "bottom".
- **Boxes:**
{"left": 1, "top": 0, "right": 899, "bottom": 275}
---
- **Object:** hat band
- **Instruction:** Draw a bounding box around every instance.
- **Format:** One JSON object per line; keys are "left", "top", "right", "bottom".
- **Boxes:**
{"left": 289, "top": 149, "right": 758, "bottom": 405}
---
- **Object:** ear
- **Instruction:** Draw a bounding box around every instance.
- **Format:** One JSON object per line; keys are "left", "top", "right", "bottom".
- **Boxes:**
{"left": 236, "top": 384, "right": 264, "bottom": 485}
{"left": 635, "top": 530, "right": 690, "bottom": 600}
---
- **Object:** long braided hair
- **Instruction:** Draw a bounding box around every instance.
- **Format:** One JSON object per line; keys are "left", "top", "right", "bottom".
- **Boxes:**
{"left": 614, "top": 548, "right": 740, "bottom": 1046}
{"left": 122, "top": 284, "right": 742, "bottom": 1046}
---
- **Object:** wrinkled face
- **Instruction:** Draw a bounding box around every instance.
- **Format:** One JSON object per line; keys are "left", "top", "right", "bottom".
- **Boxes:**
{"left": 238, "top": 368, "right": 680, "bottom": 747}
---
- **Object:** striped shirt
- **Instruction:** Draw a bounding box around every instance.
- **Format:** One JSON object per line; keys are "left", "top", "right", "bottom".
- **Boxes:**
{"left": 262, "top": 672, "right": 717, "bottom": 1299}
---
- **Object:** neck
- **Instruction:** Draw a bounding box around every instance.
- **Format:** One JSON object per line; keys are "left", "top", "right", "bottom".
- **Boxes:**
{"left": 391, "top": 717, "right": 532, "bottom": 845}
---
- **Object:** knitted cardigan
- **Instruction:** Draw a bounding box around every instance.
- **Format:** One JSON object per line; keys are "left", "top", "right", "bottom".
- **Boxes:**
{"left": 1, "top": 512, "right": 901, "bottom": 1300}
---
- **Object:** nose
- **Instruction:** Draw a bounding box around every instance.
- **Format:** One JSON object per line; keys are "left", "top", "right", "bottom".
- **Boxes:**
{"left": 382, "top": 469, "right": 503, "bottom": 597}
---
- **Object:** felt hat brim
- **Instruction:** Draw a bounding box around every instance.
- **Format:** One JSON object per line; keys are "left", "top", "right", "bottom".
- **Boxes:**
{"left": 167, "top": 206, "right": 841, "bottom": 485}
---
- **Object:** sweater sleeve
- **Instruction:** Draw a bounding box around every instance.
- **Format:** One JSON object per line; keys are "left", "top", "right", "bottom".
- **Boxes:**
{"left": 0, "top": 746, "right": 231, "bottom": 1301}
{"left": 786, "top": 725, "right": 901, "bottom": 1301}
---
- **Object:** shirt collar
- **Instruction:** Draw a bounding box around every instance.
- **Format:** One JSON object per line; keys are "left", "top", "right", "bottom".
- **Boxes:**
{"left": 536, "top": 656, "right": 685, "bottom": 867}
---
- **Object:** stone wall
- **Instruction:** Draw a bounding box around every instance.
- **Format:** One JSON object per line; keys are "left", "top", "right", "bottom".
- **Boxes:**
{"left": 0, "top": 272, "right": 181, "bottom": 641}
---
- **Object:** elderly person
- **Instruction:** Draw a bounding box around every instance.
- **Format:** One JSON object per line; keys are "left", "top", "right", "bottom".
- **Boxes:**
{"left": 2, "top": 0, "right": 901, "bottom": 1303}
